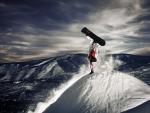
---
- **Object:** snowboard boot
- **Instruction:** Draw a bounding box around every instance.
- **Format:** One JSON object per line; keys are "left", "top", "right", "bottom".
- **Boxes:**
{"left": 90, "top": 69, "right": 94, "bottom": 74}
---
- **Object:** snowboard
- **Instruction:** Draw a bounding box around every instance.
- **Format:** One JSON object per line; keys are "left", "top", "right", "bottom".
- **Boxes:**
{"left": 81, "top": 27, "right": 106, "bottom": 46}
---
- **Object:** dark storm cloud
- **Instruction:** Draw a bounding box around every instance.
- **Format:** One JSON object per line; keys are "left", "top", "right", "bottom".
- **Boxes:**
{"left": 0, "top": 0, "right": 112, "bottom": 62}
{"left": 0, "top": 0, "right": 150, "bottom": 62}
{"left": 0, "top": 0, "right": 111, "bottom": 32}
{"left": 0, "top": 33, "right": 28, "bottom": 46}
{"left": 141, "top": 0, "right": 150, "bottom": 8}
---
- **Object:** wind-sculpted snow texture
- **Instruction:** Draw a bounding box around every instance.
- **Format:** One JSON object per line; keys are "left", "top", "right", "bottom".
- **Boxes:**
{"left": 44, "top": 54, "right": 150, "bottom": 113}
{"left": 44, "top": 72, "right": 150, "bottom": 113}
{"left": 0, "top": 53, "right": 150, "bottom": 113}
{"left": 0, "top": 54, "right": 88, "bottom": 82}
{"left": 112, "top": 54, "right": 150, "bottom": 85}
{"left": 0, "top": 54, "right": 88, "bottom": 113}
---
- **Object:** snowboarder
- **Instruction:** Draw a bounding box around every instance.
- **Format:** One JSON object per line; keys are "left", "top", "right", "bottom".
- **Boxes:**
{"left": 81, "top": 27, "right": 106, "bottom": 74}
{"left": 88, "top": 41, "right": 98, "bottom": 74}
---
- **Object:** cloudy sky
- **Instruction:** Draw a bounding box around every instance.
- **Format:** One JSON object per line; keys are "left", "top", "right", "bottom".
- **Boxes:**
{"left": 0, "top": 0, "right": 150, "bottom": 62}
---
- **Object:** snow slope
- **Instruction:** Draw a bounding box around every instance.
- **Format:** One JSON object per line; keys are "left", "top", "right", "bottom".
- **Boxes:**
{"left": 0, "top": 53, "right": 149, "bottom": 113}
{"left": 44, "top": 57, "right": 150, "bottom": 113}
{"left": 0, "top": 54, "right": 89, "bottom": 113}
{"left": 0, "top": 54, "right": 88, "bottom": 82}
{"left": 123, "top": 101, "right": 150, "bottom": 113}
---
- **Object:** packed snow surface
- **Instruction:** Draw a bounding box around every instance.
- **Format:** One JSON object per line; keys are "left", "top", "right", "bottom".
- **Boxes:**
{"left": 44, "top": 57, "right": 150, "bottom": 113}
